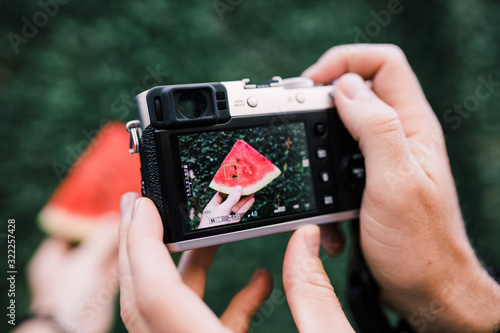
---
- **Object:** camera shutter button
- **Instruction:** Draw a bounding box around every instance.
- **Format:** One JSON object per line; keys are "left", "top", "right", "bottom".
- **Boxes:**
{"left": 247, "top": 96, "right": 258, "bottom": 107}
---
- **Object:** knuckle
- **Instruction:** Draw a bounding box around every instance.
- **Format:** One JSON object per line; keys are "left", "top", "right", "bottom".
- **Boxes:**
{"left": 382, "top": 44, "right": 407, "bottom": 61}
{"left": 327, "top": 44, "right": 357, "bottom": 60}
{"left": 367, "top": 112, "right": 403, "bottom": 138}
{"left": 394, "top": 177, "right": 439, "bottom": 215}
{"left": 285, "top": 257, "right": 334, "bottom": 295}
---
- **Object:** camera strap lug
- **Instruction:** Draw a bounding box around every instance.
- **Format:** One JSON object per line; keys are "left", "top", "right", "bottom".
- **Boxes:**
{"left": 126, "top": 120, "right": 141, "bottom": 154}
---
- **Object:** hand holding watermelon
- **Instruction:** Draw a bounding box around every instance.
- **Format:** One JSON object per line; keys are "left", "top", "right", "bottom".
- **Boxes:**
{"left": 38, "top": 122, "right": 142, "bottom": 241}
{"left": 17, "top": 224, "right": 119, "bottom": 333}
{"left": 198, "top": 186, "right": 255, "bottom": 229}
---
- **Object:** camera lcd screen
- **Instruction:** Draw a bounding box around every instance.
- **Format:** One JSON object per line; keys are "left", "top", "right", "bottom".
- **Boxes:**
{"left": 177, "top": 122, "right": 317, "bottom": 232}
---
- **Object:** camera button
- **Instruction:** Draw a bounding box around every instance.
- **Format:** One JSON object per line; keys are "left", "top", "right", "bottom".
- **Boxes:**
{"left": 341, "top": 153, "right": 365, "bottom": 190}
{"left": 313, "top": 122, "right": 326, "bottom": 137}
{"left": 319, "top": 171, "right": 330, "bottom": 183}
{"left": 316, "top": 148, "right": 328, "bottom": 159}
{"left": 154, "top": 97, "right": 163, "bottom": 121}
{"left": 282, "top": 77, "right": 314, "bottom": 89}
{"left": 217, "top": 101, "right": 227, "bottom": 110}
{"left": 295, "top": 93, "right": 306, "bottom": 103}
{"left": 216, "top": 92, "right": 226, "bottom": 100}
{"left": 323, "top": 194, "right": 334, "bottom": 206}
{"left": 247, "top": 96, "right": 258, "bottom": 107}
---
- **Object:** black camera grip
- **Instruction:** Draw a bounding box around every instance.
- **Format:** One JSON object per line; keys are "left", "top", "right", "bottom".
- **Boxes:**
{"left": 140, "top": 125, "right": 168, "bottom": 224}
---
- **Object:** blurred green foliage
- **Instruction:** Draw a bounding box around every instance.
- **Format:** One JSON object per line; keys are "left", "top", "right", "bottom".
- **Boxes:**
{"left": 1, "top": 1, "right": 500, "bottom": 332}
{"left": 178, "top": 123, "right": 315, "bottom": 230}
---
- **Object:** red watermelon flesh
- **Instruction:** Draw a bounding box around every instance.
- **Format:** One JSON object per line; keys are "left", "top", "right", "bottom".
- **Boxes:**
{"left": 38, "top": 121, "right": 142, "bottom": 240}
{"left": 209, "top": 140, "right": 281, "bottom": 196}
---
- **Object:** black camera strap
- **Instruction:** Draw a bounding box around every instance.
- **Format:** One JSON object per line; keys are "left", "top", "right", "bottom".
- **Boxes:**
{"left": 347, "top": 219, "right": 500, "bottom": 332}
{"left": 347, "top": 219, "right": 414, "bottom": 333}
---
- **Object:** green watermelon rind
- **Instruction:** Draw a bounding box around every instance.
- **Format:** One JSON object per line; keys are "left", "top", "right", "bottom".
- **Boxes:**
{"left": 209, "top": 164, "right": 281, "bottom": 196}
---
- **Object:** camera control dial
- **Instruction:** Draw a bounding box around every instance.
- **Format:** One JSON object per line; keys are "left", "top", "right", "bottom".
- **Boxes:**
{"left": 282, "top": 77, "right": 314, "bottom": 89}
{"left": 243, "top": 76, "right": 315, "bottom": 90}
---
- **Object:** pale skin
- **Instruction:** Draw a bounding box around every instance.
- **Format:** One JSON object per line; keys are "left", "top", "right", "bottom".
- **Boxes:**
{"left": 119, "top": 192, "right": 273, "bottom": 332}
{"left": 119, "top": 44, "right": 500, "bottom": 332}
{"left": 299, "top": 43, "right": 500, "bottom": 332}
{"left": 198, "top": 185, "right": 255, "bottom": 229}
{"left": 17, "top": 44, "right": 500, "bottom": 332}
{"left": 14, "top": 223, "right": 120, "bottom": 333}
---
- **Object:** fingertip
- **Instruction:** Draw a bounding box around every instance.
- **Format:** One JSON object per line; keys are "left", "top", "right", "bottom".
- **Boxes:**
{"left": 220, "top": 268, "right": 273, "bottom": 332}
{"left": 121, "top": 192, "right": 140, "bottom": 218}
{"left": 302, "top": 225, "right": 321, "bottom": 256}
{"left": 247, "top": 268, "right": 273, "bottom": 288}
{"left": 283, "top": 225, "right": 354, "bottom": 332}
{"left": 336, "top": 73, "right": 373, "bottom": 101}
{"left": 301, "top": 64, "right": 319, "bottom": 79}
{"left": 129, "top": 198, "right": 164, "bottom": 242}
{"left": 320, "top": 224, "right": 345, "bottom": 257}
{"left": 221, "top": 187, "right": 243, "bottom": 209}
{"left": 249, "top": 268, "right": 273, "bottom": 301}
{"left": 283, "top": 225, "right": 323, "bottom": 289}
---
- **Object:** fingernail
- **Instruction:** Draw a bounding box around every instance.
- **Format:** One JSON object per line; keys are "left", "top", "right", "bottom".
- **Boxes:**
{"left": 304, "top": 225, "right": 320, "bottom": 256}
{"left": 338, "top": 73, "right": 371, "bottom": 100}
{"left": 131, "top": 198, "right": 142, "bottom": 218}
{"left": 120, "top": 193, "right": 135, "bottom": 217}
{"left": 301, "top": 64, "right": 318, "bottom": 78}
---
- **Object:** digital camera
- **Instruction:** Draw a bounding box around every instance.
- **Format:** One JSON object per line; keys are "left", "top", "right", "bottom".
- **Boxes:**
{"left": 127, "top": 76, "right": 365, "bottom": 252}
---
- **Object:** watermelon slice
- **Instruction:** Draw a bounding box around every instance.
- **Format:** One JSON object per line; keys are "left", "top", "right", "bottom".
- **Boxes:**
{"left": 209, "top": 140, "right": 281, "bottom": 196}
{"left": 38, "top": 121, "right": 141, "bottom": 240}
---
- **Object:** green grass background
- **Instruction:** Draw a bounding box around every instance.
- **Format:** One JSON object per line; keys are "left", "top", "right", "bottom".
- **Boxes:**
{"left": 1, "top": 1, "right": 500, "bottom": 332}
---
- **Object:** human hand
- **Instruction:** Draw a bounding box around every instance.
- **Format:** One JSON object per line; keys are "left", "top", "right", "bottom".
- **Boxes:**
{"left": 119, "top": 192, "right": 272, "bottom": 333}
{"left": 283, "top": 224, "right": 355, "bottom": 332}
{"left": 15, "top": 223, "right": 119, "bottom": 333}
{"left": 303, "top": 44, "right": 500, "bottom": 332}
{"left": 198, "top": 186, "right": 255, "bottom": 229}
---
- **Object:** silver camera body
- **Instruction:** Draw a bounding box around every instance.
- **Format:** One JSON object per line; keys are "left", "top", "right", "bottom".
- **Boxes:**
{"left": 128, "top": 76, "right": 364, "bottom": 252}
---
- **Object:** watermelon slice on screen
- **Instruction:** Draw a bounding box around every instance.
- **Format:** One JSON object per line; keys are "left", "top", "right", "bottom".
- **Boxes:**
{"left": 209, "top": 140, "right": 281, "bottom": 196}
{"left": 38, "top": 121, "right": 141, "bottom": 240}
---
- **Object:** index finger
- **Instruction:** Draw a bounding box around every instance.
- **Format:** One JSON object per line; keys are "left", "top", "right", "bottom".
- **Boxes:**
{"left": 302, "top": 44, "right": 438, "bottom": 127}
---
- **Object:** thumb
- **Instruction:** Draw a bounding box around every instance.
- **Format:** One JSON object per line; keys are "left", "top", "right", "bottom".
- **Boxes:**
{"left": 334, "top": 73, "right": 414, "bottom": 183}
{"left": 283, "top": 225, "right": 354, "bottom": 333}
